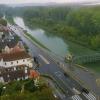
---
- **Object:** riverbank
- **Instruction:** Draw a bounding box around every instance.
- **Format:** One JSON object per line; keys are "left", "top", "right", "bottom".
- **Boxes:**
{"left": 24, "top": 32, "right": 50, "bottom": 51}
{"left": 24, "top": 19, "right": 97, "bottom": 56}
{"left": 24, "top": 24, "right": 100, "bottom": 73}
{"left": 12, "top": 17, "right": 99, "bottom": 73}
{"left": 24, "top": 21, "right": 100, "bottom": 73}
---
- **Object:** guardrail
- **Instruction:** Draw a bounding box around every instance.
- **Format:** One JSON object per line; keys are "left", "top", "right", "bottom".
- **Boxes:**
{"left": 73, "top": 54, "right": 100, "bottom": 63}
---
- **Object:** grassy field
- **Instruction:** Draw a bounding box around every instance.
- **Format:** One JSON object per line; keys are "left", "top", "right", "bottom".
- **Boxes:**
{"left": 65, "top": 41, "right": 100, "bottom": 73}
{"left": 82, "top": 62, "right": 100, "bottom": 73}
{"left": 24, "top": 32, "right": 50, "bottom": 51}
{"left": 66, "top": 40, "right": 97, "bottom": 56}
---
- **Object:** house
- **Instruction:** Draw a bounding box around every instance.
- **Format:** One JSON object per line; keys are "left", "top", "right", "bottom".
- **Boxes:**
{"left": 0, "top": 25, "right": 36, "bottom": 83}
{"left": 0, "top": 65, "right": 30, "bottom": 83}
{"left": 0, "top": 51, "right": 34, "bottom": 83}
{"left": 0, "top": 30, "right": 24, "bottom": 53}
{"left": 0, "top": 51, "right": 33, "bottom": 68}
{"left": 1, "top": 41, "right": 25, "bottom": 54}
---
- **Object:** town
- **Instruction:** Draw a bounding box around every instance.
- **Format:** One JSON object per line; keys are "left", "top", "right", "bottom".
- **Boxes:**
{"left": 0, "top": 1, "right": 100, "bottom": 99}
{"left": 0, "top": 16, "right": 98, "bottom": 100}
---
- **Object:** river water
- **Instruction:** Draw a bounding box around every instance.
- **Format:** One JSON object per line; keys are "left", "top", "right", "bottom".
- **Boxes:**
{"left": 13, "top": 17, "right": 69, "bottom": 57}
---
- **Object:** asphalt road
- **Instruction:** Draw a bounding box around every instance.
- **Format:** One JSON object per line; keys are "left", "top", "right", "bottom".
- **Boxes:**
{"left": 10, "top": 25, "right": 97, "bottom": 100}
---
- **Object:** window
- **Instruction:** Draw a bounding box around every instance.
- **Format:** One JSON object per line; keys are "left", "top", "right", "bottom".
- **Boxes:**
{"left": 5, "top": 62, "right": 6, "bottom": 65}
{"left": 11, "top": 62, "right": 13, "bottom": 65}
{"left": 14, "top": 67, "right": 16, "bottom": 71}
{"left": 7, "top": 75, "right": 10, "bottom": 78}
{"left": 17, "top": 61, "right": 18, "bottom": 63}
{"left": 25, "top": 69, "right": 27, "bottom": 74}
{"left": 23, "top": 60, "right": 25, "bottom": 62}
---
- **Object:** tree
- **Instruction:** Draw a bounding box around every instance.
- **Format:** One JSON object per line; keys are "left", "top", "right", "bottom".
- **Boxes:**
{"left": 0, "top": 19, "right": 7, "bottom": 26}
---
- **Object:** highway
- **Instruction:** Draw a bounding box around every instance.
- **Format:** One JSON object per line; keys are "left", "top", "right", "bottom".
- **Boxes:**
{"left": 10, "top": 25, "right": 97, "bottom": 100}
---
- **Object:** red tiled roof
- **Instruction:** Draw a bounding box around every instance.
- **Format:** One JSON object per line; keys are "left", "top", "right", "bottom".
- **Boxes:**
{"left": 0, "top": 51, "right": 31, "bottom": 61}
{"left": 11, "top": 45, "right": 24, "bottom": 53}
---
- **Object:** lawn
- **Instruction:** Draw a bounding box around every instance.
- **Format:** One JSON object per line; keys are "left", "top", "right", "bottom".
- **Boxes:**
{"left": 66, "top": 40, "right": 97, "bottom": 56}
{"left": 82, "top": 62, "right": 100, "bottom": 73}
{"left": 66, "top": 41, "right": 100, "bottom": 73}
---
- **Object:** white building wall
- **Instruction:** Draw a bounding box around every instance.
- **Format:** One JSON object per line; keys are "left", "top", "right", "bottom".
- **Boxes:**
{"left": 0, "top": 77, "right": 4, "bottom": 83}
{"left": 0, "top": 58, "right": 33, "bottom": 68}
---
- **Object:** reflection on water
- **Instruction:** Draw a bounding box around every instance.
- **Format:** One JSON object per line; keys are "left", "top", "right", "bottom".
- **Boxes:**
{"left": 13, "top": 17, "right": 69, "bottom": 56}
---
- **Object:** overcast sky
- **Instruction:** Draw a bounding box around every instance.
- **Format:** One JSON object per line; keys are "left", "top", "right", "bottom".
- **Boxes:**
{"left": 0, "top": 0, "right": 99, "bottom": 4}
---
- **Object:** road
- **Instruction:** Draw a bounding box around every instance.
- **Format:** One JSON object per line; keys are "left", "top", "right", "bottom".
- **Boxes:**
{"left": 10, "top": 25, "right": 97, "bottom": 100}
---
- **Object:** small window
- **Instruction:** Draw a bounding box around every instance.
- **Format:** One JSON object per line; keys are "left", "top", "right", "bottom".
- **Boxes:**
{"left": 17, "top": 61, "right": 18, "bottom": 63}
{"left": 23, "top": 60, "right": 25, "bottom": 62}
{"left": 7, "top": 75, "right": 10, "bottom": 78}
{"left": 11, "top": 62, "right": 13, "bottom": 65}
{"left": 5, "top": 62, "right": 6, "bottom": 65}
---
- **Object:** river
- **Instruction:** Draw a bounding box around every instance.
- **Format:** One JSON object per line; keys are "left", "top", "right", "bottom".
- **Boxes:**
{"left": 13, "top": 17, "right": 69, "bottom": 57}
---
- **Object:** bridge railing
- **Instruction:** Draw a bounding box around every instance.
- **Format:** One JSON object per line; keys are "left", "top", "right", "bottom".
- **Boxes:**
{"left": 73, "top": 53, "right": 100, "bottom": 63}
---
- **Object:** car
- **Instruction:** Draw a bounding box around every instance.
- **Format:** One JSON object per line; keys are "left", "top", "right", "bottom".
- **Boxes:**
{"left": 81, "top": 88, "right": 89, "bottom": 94}
{"left": 63, "top": 72, "right": 69, "bottom": 77}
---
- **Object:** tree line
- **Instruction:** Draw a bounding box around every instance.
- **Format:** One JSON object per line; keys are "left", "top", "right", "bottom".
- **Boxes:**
{"left": 19, "top": 6, "right": 100, "bottom": 51}
{"left": 2, "top": 5, "right": 100, "bottom": 51}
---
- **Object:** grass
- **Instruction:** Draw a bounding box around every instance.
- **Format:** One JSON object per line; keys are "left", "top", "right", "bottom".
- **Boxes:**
{"left": 66, "top": 40, "right": 97, "bottom": 56}
{"left": 24, "top": 32, "right": 50, "bottom": 51}
{"left": 82, "top": 62, "right": 100, "bottom": 73}
{"left": 6, "top": 16, "right": 15, "bottom": 24}
{"left": 24, "top": 20, "right": 98, "bottom": 56}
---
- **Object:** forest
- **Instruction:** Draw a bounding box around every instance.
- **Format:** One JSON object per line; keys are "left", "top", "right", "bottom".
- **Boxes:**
{"left": 1, "top": 5, "right": 100, "bottom": 51}
{"left": 19, "top": 6, "right": 100, "bottom": 51}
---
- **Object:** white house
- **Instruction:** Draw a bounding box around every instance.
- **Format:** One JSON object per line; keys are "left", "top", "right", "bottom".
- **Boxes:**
{"left": 0, "top": 51, "right": 33, "bottom": 68}
{"left": 0, "top": 51, "right": 34, "bottom": 83}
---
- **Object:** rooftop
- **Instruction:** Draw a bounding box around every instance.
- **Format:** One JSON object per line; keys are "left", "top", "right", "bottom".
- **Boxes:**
{"left": 0, "top": 51, "right": 31, "bottom": 61}
{"left": 0, "top": 39, "right": 18, "bottom": 49}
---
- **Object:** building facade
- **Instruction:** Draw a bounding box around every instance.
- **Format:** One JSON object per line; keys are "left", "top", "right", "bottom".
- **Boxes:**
{"left": 0, "top": 65, "right": 30, "bottom": 82}
{"left": 0, "top": 51, "right": 33, "bottom": 83}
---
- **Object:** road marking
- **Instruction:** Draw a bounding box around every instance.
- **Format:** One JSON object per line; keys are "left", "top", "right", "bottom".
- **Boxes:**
{"left": 55, "top": 72, "right": 75, "bottom": 95}
{"left": 83, "top": 93, "right": 96, "bottom": 100}
{"left": 72, "top": 95, "right": 82, "bottom": 100}
{"left": 88, "top": 93, "right": 96, "bottom": 100}
{"left": 39, "top": 54, "right": 50, "bottom": 64}
{"left": 55, "top": 71, "right": 63, "bottom": 77}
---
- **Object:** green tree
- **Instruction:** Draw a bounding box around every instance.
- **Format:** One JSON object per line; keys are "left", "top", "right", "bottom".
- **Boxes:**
{"left": 0, "top": 19, "right": 7, "bottom": 26}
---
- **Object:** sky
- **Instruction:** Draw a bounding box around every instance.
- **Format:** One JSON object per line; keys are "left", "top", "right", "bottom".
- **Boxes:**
{"left": 0, "top": 0, "right": 99, "bottom": 4}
